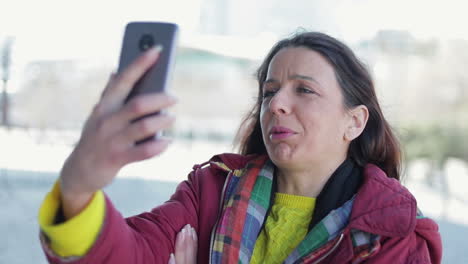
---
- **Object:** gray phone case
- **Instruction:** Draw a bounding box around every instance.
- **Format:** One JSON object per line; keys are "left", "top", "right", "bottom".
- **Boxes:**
{"left": 117, "top": 22, "right": 178, "bottom": 103}
{"left": 117, "top": 22, "right": 178, "bottom": 143}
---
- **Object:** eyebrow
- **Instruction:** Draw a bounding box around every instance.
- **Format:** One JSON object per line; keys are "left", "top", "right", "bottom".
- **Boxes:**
{"left": 290, "top": 74, "right": 320, "bottom": 85}
{"left": 264, "top": 74, "right": 322, "bottom": 86}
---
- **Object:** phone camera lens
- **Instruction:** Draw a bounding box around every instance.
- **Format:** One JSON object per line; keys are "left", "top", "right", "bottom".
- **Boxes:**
{"left": 139, "top": 34, "right": 155, "bottom": 51}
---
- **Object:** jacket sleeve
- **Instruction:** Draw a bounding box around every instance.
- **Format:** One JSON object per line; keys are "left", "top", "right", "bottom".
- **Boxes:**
{"left": 40, "top": 169, "right": 202, "bottom": 264}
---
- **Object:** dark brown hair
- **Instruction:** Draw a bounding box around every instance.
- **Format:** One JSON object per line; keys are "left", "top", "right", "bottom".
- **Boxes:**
{"left": 236, "top": 32, "right": 401, "bottom": 180}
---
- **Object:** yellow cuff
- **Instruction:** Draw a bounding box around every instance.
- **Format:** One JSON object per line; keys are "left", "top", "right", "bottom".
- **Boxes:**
{"left": 38, "top": 181, "right": 105, "bottom": 257}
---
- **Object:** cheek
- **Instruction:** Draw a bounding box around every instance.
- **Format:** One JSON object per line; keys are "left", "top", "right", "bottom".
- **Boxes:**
{"left": 301, "top": 111, "right": 345, "bottom": 144}
{"left": 321, "top": 114, "right": 348, "bottom": 144}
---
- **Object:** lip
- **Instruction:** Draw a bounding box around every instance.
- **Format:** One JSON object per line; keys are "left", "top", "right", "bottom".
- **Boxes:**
{"left": 269, "top": 126, "right": 297, "bottom": 140}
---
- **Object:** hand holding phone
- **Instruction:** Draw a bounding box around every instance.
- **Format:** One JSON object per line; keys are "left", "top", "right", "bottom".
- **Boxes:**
{"left": 60, "top": 44, "right": 177, "bottom": 219}
{"left": 58, "top": 22, "right": 179, "bottom": 218}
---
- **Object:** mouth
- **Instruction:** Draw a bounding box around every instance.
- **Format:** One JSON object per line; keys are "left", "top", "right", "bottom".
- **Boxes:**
{"left": 269, "top": 126, "right": 297, "bottom": 140}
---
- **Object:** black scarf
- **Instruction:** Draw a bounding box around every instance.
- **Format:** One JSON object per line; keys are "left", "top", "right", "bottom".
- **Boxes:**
{"left": 308, "top": 158, "right": 363, "bottom": 230}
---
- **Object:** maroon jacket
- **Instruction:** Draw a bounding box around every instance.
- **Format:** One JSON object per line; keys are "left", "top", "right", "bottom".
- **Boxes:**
{"left": 41, "top": 153, "right": 442, "bottom": 263}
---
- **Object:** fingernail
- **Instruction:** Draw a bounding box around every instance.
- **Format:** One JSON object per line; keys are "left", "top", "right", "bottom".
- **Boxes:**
{"left": 191, "top": 227, "right": 197, "bottom": 240}
{"left": 168, "top": 253, "right": 175, "bottom": 264}
{"left": 188, "top": 226, "right": 193, "bottom": 239}
{"left": 148, "top": 44, "right": 163, "bottom": 56}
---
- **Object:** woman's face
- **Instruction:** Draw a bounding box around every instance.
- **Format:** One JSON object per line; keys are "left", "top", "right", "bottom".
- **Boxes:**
{"left": 260, "top": 47, "right": 352, "bottom": 171}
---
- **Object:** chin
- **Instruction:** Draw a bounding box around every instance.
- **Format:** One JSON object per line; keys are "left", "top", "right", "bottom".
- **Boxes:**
{"left": 267, "top": 148, "right": 298, "bottom": 168}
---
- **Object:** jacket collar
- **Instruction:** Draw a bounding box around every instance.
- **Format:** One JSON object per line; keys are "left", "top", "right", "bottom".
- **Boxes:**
{"left": 349, "top": 164, "right": 417, "bottom": 237}
{"left": 207, "top": 153, "right": 259, "bottom": 171}
{"left": 210, "top": 153, "right": 417, "bottom": 237}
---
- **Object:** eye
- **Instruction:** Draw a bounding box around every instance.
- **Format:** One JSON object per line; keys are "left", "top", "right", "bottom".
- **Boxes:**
{"left": 262, "top": 89, "right": 277, "bottom": 98}
{"left": 297, "top": 86, "right": 315, "bottom": 94}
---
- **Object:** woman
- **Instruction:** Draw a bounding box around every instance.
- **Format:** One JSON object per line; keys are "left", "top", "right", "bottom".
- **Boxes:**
{"left": 38, "top": 32, "right": 442, "bottom": 263}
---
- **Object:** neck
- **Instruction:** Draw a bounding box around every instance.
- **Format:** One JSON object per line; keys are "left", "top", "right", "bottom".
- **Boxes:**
{"left": 276, "top": 157, "right": 347, "bottom": 197}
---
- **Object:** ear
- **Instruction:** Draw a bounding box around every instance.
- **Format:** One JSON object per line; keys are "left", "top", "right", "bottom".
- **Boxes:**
{"left": 344, "top": 105, "right": 369, "bottom": 142}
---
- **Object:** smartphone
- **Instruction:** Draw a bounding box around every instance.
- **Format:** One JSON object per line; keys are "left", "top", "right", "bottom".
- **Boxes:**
{"left": 117, "top": 21, "right": 179, "bottom": 143}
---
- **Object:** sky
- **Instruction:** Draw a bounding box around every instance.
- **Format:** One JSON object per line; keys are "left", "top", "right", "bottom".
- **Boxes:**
{"left": 1, "top": 0, "right": 467, "bottom": 64}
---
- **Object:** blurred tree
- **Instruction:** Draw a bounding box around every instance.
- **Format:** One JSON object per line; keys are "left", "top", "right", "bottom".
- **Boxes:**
{"left": 400, "top": 122, "right": 468, "bottom": 218}
{"left": 401, "top": 123, "right": 468, "bottom": 171}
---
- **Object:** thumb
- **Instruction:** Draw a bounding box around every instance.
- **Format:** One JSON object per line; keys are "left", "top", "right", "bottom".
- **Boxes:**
{"left": 101, "top": 45, "right": 163, "bottom": 112}
{"left": 100, "top": 72, "right": 118, "bottom": 99}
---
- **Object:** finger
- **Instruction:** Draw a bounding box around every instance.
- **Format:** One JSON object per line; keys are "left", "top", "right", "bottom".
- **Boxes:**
{"left": 175, "top": 225, "right": 191, "bottom": 264}
{"left": 100, "top": 72, "right": 118, "bottom": 99}
{"left": 120, "top": 93, "right": 177, "bottom": 122}
{"left": 102, "top": 45, "right": 163, "bottom": 108}
{"left": 87, "top": 73, "right": 119, "bottom": 121}
{"left": 175, "top": 225, "right": 187, "bottom": 248}
{"left": 123, "top": 137, "right": 172, "bottom": 163}
{"left": 122, "top": 114, "right": 175, "bottom": 143}
{"left": 174, "top": 225, "right": 197, "bottom": 264}
{"left": 188, "top": 227, "right": 198, "bottom": 258}
{"left": 97, "top": 94, "right": 176, "bottom": 139}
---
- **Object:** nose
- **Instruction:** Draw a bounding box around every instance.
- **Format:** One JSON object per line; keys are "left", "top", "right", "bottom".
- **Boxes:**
{"left": 269, "top": 89, "right": 291, "bottom": 116}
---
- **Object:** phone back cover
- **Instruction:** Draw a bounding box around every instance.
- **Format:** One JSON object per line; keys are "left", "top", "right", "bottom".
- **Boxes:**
{"left": 118, "top": 22, "right": 178, "bottom": 102}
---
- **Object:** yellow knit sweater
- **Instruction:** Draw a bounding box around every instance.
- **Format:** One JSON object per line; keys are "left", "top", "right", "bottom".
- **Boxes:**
{"left": 251, "top": 193, "right": 316, "bottom": 264}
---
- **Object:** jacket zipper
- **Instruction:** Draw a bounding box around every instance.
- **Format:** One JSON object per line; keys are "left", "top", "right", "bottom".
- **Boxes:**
{"left": 310, "top": 233, "right": 344, "bottom": 264}
{"left": 208, "top": 170, "right": 232, "bottom": 264}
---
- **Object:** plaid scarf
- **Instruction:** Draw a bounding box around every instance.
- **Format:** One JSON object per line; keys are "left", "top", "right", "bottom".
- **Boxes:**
{"left": 210, "top": 156, "right": 380, "bottom": 264}
{"left": 211, "top": 155, "right": 272, "bottom": 263}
